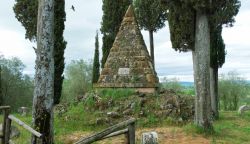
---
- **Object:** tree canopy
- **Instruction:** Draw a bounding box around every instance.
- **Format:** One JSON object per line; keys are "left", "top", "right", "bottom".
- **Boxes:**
{"left": 0, "top": 56, "right": 33, "bottom": 111}
{"left": 134, "top": 0, "right": 166, "bottom": 32}
{"left": 166, "top": 0, "right": 240, "bottom": 52}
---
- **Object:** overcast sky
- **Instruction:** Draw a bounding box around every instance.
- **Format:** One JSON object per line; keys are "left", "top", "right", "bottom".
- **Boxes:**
{"left": 0, "top": 0, "right": 249, "bottom": 82}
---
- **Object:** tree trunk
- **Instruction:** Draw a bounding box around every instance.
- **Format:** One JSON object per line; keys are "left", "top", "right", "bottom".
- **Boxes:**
{"left": 193, "top": 11, "right": 212, "bottom": 129}
{"left": 32, "top": 0, "right": 54, "bottom": 143}
{"left": 210, "top": 66, "right": 219, "bottom": 119}
{"left": 149, "top": 30, "right": 155, "bottom": 70}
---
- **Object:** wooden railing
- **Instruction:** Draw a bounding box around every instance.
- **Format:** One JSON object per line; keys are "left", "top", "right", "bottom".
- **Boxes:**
{"left": 1, "top": 106, "right": 136, "bottom": 144}
{"left": 74, "top": 118, "right": 136, "bottom": 144}
{"left": 0, "top": 106, "right": 42, "bottom": 144}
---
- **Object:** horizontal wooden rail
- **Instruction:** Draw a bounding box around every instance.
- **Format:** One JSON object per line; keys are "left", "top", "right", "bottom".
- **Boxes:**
{"left": 0, "top": 106, "right": 10, "bottom": 110}
{"left": 8, "top": 115, "right": 42, "bottom": 138}
{"left": 101, "top": 128, "right": 128, "bottom": 140}
{"left": 74, "top": 118, "right": 136, "bottom": 144}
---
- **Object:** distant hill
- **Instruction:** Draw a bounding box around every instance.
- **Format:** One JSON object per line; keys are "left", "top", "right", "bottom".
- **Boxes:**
{"left": 180, "top": 82, "right": 194, "bottom": 87}
{"left": 180, "top": 81, "right": 250, "bottom": 87}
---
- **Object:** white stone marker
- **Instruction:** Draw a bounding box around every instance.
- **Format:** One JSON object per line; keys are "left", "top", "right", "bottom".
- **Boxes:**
{"left": 142, "top": 131, "right": 158, "bottom": 144}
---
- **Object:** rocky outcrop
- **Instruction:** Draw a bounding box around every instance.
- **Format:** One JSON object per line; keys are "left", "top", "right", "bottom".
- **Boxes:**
{"left": 83, "top": 90, "right": 194, "bottom": 125}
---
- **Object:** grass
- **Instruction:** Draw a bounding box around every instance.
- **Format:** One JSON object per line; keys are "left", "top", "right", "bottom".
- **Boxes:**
{"left": 1, "top": 88, "right": 250, "bottom": 143}
{"left": 2, "top": 110, "right": 250, "bottom": 143}
{"left": 183, "top": 111, "right": 250, "bottom": 144}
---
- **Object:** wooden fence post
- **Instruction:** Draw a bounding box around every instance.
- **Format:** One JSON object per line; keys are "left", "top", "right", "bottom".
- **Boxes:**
{"left": 127, "top": 121, "right": 135, "bottom": 144}
{"left": 5, "top": 118, "right": 11, "bottom": 144}
{"left": 2, "top": 106, "right": 10, "bottom": 144}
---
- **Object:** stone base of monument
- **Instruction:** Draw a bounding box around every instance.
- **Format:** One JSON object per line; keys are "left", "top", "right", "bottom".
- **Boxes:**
{"left": 135, "top": 88, "right": 156, "bottom": 93}
{"left": 142, "top": 131, "right": 158, "bottom": 144}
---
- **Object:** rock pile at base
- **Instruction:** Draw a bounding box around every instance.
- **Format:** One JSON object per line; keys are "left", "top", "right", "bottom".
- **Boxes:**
{"left": 75, "top": 89, "right": 194, "bottom": 125}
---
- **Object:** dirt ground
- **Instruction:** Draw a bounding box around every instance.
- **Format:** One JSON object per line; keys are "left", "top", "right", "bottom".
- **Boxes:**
{"left": 61, "top": 127, "right": 210, "bottom": 144}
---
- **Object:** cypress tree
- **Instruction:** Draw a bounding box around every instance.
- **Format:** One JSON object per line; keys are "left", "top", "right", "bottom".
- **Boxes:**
{"left": 133, "top": 0, "right": 166, "bottom": 69}
{"left": 0, "top": 65, "right": 2, "bottom": 106}
{"left": 209, "top": 0, "right": 240, "bottom": 119}
{"left": 54, "top": 0, "right": 67, "bottom": 104}
{"left": 100, "top": 0, "right": 130, "bottom": 68}
{"left": 13, "top": 0, "right": 67, "bottom": 104}
{"left": 164, "top": 0, "right": 240, "bottom": 129}
{"left": 92, "top": 31, "right": 100, "bottom": 84}
{"left": 210, "top": 26, "right": 225, "bottom": 119}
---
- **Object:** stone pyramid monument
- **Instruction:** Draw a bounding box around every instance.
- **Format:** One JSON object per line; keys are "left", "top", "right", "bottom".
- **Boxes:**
{"left": 95, "top": 5, "right": 159, "bottom": 92}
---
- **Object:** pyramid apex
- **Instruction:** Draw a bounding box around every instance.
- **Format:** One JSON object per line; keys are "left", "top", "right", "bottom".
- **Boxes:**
{"left": 124, "top": 5, "right": 134, "bottom": 18}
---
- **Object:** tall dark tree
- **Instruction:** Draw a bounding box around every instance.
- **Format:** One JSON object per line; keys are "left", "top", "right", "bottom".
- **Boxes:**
{"left": 209, "top": 0, "right": 240, "bottom": 119}
{"left": 13, "top": 0, "right": 67, "bottom": 105}
{"left": 0, "top": 65, "right": 3, "bottom": 106}
{"left": 165, "top": 0, "right": 240, "bottom": 129}
{"left": 100, "top": 0, "right": 130, "bottom": 68}
{"left": 210, "top": 26, "right": 225, "bottom": 119}
{"left": 53, "top": 0, "right": 67, "bottom": 104}
{"left": 133, "top": 0, "right": 166, "bottom": 69}
{"left": 92, "top": 31, "right": 100, "bottom": 84}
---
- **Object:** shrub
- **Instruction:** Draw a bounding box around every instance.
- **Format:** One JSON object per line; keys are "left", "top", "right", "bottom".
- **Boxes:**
{"left": 219, "top": 71, "right": 250, "bottom": 111}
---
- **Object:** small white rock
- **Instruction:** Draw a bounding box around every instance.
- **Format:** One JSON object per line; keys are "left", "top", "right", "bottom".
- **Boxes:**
{"left": 142, "top": 131, "right": 158, "bottom": 144}
{"left": 238, "top": 105, "right": 250, "bottom": 115}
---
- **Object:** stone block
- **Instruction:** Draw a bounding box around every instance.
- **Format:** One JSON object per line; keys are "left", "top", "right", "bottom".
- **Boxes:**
{"left": 142, "top": 132, "right": 158, "bottom": 144}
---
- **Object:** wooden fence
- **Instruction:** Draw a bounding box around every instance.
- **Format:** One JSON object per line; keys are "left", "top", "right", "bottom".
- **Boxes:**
{"left": 1, "top": 106, "right": 136, "bottom": 144}
{"left": 74, "top": 118, "right": 136, "bottom": 144}
{"left": 0, "top": 106, "right": 42, "bottom": 144}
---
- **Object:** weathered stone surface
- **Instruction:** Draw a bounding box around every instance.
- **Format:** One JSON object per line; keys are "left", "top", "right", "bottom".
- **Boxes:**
{"left": 18, "top": 107, "right": 29, "bottom": 116}
{"left": 142, "top": 131, "right": 158, "bottom": 144}
{"left": 95, "top": 5, "right": 158, "bottom": 89}
{"left": 107, "top": 112, "right": 120, "bottom": 118}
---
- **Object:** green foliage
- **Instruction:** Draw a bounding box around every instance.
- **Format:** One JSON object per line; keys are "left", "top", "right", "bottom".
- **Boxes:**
{"left": 210, "top": 26, "right": 225, "bottom": 68}
{"left": 133, "top": 0, "right": 166, "bottom": 32}
{"left": 166, "top": 1, "right": 196, "bottom": 51}
{"left": 219, "top": 71, "right": 250, "bottom": 111}
{"left": 161, "top": 77, "right": 184, "bottom": 92}
{"left": 0, "top": 65, "right": 3, "bottom": 105}
{"left": 209, "top": 0, "right": 240, "bottom": 69}
{"left": 61, "top": 60, "right": 93, "bottom": 103}
{"left": 166, "top": 0, "right": 240, "bottom": 52}
{"left": 13, "top": 0, "right": 67, "bottom": 105}
{"left": 161, "top": 77, "right": 195, "bottom": 96}
{"left": 54, "top": 0, "right": 67, "bottom": 105}
{"left": 3, "top": 111, "right": 250, "bottom": 143}
{"left": 100, "top": 0, "right": 130, "bottom": 68}
{"left": 92, "top": 31, "right": 100, "bottom": 84}
{"left": 184, "top": 123, "right": 215, "bottom": 136}
{"left": 0, "top": 56, "right": 33, "bottom": 111}
{"left": 13, "top": 0, "right": 37, "bottom": 41}
{"left": 133, "top": 0, "right": 166, "bottom": 68}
